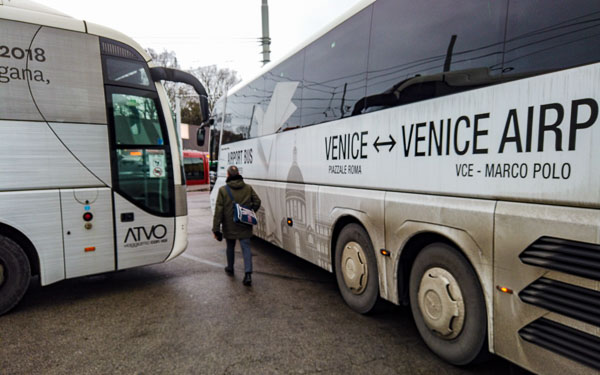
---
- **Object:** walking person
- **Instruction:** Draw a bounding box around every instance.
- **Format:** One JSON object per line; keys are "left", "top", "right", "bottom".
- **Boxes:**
{"left": 212, "top": 165, "right": 261, "bottom": 286}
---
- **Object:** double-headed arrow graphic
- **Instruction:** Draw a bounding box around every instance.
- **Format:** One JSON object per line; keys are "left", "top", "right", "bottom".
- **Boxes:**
{"left": 373, "top": 135, "right": 396, "bottom": 152}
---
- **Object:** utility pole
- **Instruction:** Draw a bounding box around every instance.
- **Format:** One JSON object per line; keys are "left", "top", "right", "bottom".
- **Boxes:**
{"left": 261, "top": 0, "right": 271, "bottom": 66}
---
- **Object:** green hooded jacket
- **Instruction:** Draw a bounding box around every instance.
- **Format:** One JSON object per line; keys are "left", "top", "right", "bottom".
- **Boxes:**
{"left": 212, "top": 176, "right": 261, "bottom": 239}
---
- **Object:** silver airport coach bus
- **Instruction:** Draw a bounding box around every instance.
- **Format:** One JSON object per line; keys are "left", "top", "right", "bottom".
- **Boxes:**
{"left": 0, "top": 1, "right": 209, "bottom": 315}
{"left": 210, "top": 0, "right": 600, "bottom": 373}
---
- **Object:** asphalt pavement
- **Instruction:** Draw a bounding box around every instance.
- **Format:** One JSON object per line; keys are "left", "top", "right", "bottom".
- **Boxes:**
{"left": 0, "top": 191, "right": 530, "bottom": 375}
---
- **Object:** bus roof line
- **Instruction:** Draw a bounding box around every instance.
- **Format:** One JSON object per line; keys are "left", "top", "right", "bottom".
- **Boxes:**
{"left": 0, "top": 1, "right": 152, "bottom": 63}
{"left": 0, "top": 0, "right": 72, "bottom": 18}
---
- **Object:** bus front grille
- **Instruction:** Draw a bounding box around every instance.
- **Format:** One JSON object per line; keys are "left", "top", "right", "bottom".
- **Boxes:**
{"left": 519, "top": 318, "right": 600, "bottom": 371}
{"left": 519, "top": 278, "right": 600, "bottom": 327}
{"left": 519, "top": 237, "right": 600, "bottom": 281}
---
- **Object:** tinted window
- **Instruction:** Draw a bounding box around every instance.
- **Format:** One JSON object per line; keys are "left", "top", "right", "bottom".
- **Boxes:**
{"left": 220, "top": 78, "right": 264, "bottom": 145}
{"left": 210, "top": 98, "right": 225, "bottom": 159}
{"left": 105, "top": 56, "right": 151, "bottom": 88}
{"left": 115, "top": 148, "right": 170, "bottom": 214}
{"left": 302, "top": 6, "right": 371, "bottom": 126}
{"left": 263, "top": 50, "right": 304, "bottom": 132}
{"left": 212, "top": 98, "right": 225, "bottom": 126}
{"left": 231, "top": 84, "right": 261, "bottom": 139}
{"left": 504, "top": 0, "right": 600, "bottom": 74}
{"left": 107, "top": 86, "right": 172, "bottom": 216}
{"left": 221, "top": 95, "right": 245, "bottom": 145}
{"left": 184, "top": 157, "right": 205, "bottom": 180}
{"left": 364, "top": 0, "right": 507, "bottom": 113}
{"left": 219, "top": 95, "right": 238, "bottom": 145}
{"left": 247, "top": 77, "right": 266, "bottom": 138}
{"left": 111, "top": 93, "right": 164, "bottom": 146}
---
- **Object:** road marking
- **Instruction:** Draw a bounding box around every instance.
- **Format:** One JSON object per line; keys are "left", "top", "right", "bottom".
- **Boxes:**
{"left": 181, "top": 253, "right": 223, "bottom": 268}
{"left": 181, "top": 253, "right": 334, "bottom": 284}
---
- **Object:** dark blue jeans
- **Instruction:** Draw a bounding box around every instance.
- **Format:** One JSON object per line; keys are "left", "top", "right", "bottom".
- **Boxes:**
{"left": 226, "top": 238, "right": 252, "bottom": 273}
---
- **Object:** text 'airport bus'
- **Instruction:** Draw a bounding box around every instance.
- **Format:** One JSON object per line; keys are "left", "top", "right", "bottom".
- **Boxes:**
{"left": 0, "top": 0, "right": 209, "bottom": 315}
{"left": 209, "top": 0, "right": 600, "bottom": 373}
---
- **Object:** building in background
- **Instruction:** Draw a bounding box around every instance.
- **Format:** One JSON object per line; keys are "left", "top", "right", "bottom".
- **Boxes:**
{"left": 180, "top": 123, "right": 208, "bottom": 152}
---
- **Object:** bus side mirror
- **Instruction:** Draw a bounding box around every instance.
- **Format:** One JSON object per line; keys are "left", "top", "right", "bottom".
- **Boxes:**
{"left": 197, "top": 127, "right": 206, "bottom": 146}
{"left": 200, "top": 95, "right": 210, "bottom": 125}
{"left": 149, "top": 66, "right": 211, "bottom": 125}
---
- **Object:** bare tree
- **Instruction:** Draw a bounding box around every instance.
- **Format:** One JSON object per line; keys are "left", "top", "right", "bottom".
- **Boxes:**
{"left": 146, "top": 48, "right": 186, "bottom": 108}
{"left": 189, "top": 65, "right": 241, "bottom": 114}
{"left": 180, "top": 65, "right": 241, "bottom": 124}
{"left": 147, "top": 49, "right": 241, "bottom": 125}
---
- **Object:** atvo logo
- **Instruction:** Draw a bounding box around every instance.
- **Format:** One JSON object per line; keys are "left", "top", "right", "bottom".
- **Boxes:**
{"left": 124, "top": 224, "right": 167, "bottom": 243}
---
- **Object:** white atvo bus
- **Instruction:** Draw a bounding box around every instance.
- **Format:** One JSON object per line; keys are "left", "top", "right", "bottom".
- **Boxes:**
{"left": 210, "top": 0, "right": 600, "bottom": 373}
{"left": 0, "top": 1, "right": 209, "bottom": 315}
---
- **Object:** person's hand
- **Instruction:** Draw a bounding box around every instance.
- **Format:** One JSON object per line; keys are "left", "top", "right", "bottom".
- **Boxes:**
{"left": 213, "top": 231, "right": 222, "bottom": 241}
{"left": 213, "top": 232, "right": 218, "bottom": 240}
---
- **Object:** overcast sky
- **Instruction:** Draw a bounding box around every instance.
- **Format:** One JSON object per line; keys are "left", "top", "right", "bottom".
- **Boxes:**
{"left": 42, "top": 0, "right": 363, "bottom": 81}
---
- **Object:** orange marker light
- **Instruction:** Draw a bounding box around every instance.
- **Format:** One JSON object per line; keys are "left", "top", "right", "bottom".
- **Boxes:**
{"left": 496, "top": 285, "right": 513, "bottom": 294}
{"left": 380, "top": 249, "right": 391, "bottom": 257}
{"left": 85, "top": 247, "right": 96, "bottom": 252}
{"left": 130, "top": 151, "right": 142, "bottom": 156}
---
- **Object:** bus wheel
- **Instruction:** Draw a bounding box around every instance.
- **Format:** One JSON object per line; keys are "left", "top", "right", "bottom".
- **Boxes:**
{"left": 409, "top": 243, "right": 488, "bottom": 365}
{"left": 0, "top": 236, "right": 31, "bottom": 315}
{"left": 334, "top": 223, "right": 379, "bottom": 314}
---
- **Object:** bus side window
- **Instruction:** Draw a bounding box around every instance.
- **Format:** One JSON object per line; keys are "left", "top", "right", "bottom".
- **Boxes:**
{"left": 264, "top": 52, "right": 304, "bottom": 132}
{"left": 111, "top": 94, "right": 164, "bottom": 146}
{"left": 503, "top": 0, "right": 600, "bottom": 75}
{"left": 360, "top": 0, "right": 507, "bottom": 114}
{"left": 105, "top": 56, "right": 151, "bottom": 88}
{"left": 301, "top": 6, "right": 371, "bottom": 126}
{"left": 107, "top": 88, "right": 172, "bottom": 216}
{"left": 114, "top": 115, "right": 134, "bottom": 145}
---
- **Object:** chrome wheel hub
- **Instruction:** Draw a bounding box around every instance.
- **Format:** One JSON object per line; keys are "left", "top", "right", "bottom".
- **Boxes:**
{"left": 418, "top": 267, "right": 465, "bottom": 339}
{"left": 341, "top": 241, "right": 368, "bottom": 294}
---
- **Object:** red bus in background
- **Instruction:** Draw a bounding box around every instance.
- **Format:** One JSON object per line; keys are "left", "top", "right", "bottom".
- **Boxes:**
{"left": 183, "top": 150, "right": 209, "bottom": 185}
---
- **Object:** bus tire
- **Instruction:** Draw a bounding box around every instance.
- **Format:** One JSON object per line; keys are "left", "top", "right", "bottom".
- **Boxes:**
{"left": 409, "top": 243, "right": 488, "bottom": 365}
{"left": 0, "top": 236, "right": 31, "bottom": 315}
{"left": 334, "top": 223, "right": 379, "bottom": 314}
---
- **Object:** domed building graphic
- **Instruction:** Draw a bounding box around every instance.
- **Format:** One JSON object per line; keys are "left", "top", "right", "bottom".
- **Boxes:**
{"left": 255, "top": 204, "right": 281, "bottom": 248}
{"left": 279, "top": 147, "right": 331, "bottom": 269}
{"left": 281, "top": 147, "right": 307, "bottom": 256}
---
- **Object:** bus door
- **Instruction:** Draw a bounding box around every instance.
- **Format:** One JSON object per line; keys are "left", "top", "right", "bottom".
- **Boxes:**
{"left": 105, "top": 86, "right": 175, "bottom": 270}
{"left": 62, "top": 188, "right": 115, "bottom": 278}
